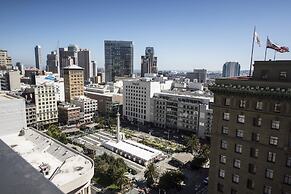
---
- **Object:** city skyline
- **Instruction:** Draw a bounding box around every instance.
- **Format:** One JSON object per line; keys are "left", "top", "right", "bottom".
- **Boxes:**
{"left": 1, "top": 0, "right": 291, "bottom": 71}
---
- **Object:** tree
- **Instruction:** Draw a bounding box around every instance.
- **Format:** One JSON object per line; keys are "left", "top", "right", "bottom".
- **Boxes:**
{"left": 144, "top": 163, "right": 159, "bottom": 187}
{"left": 116, "top": 173, "right": 130, "bottom": 191}
{"left": 159, "top": 170, "right": 185, "bottom": 191}
{"left": 185, "top": 135, "right": 200, "bottom": 155}
{"left": 46, "top": 125, "right": 68, "bottom": 144}
{"left": 190, "top": 156, "right": 208, "bottom": 169}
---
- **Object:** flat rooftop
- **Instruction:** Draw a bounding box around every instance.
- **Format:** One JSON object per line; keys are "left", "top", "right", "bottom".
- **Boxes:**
{"left": 0, "top": 139, "right": 64, "bottom": 194}
{"left": 104, "top": 139, "right": 162, "bottom": 161}
{"left": 0, "top": 128, "right": 94, "bottom": 193}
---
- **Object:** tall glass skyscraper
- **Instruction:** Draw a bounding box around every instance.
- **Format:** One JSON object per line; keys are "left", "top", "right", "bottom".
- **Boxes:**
{"left": 104, "top": 40, "right": 133, "bottom": 82}
{"left": 222, "top": 62, "right": 241, "bottom": 77}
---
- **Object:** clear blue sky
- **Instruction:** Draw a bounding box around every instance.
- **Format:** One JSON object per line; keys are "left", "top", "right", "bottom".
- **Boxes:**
{"left": 1, "top": 0, "right": 291, "bottom": 71}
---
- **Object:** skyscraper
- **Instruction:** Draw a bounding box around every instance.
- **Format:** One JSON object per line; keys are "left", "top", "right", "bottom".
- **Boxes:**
{"left": 34, "top": 45, "right": 41, "bottom": 69}
{"left": 16, "top": 62, "right": 24, "bottom": 75}
{"left": 208, "top": 60, "right": 291, "bottom": 194}
{"left": 222, "top": 62, "right": 240, "bottom": 77}
{"left": 59, "top": 44, "right": 79, "bottom": 77}
{"left": 63, "top": 65, "right": 84, "bottom": 102}
{"left": 46, "top": 51, "right": 58, "bottom": 73}
{"left": 104, "top": 40, "right": 133, "bottom": 82}
{"left": 141, "top": 47, "right": 157, "bottom": 77}
{"left": 78, "top": 49, "right": 91, "bottom": 82}
{"left": 91, "top": 61, "right": 97, "bottom": 77}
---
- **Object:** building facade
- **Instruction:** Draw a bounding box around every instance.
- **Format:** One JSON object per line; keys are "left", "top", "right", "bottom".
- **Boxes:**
{"left": 0, "top": 49, "right": 12, "bottom": 70}
{"left": 26, "top": 104, "right": 36, "bottom": 127}
{"left": 71, "top": 96, "right": 97, "bottom": 124}
{"left": 59, "top": 45, "right": 79, "bottom": 77}
{"left": 34, "top": 83, "right": 58, "bottom": 127}
{"left": 78, "top": 49, "right": 91, "bottom": 83}
{"left": 63, "top": 65, "right": 84, "bottom": 102}
{"left": 58, "top": 103, "right": 80, "bottom": 126}
{"left": 34, "top": 45, "right": 42, "bottom": 69}
{"left": 104, "top": 40, "right": 133, "bottom": 82}
{"left": 141, "top": 47, "right": 157, "bottom": 77}
{"left": 222, "top": 61, "right": 240, "bottom": 77}
{"left": 46, "top": 51, "right": 58, "bottom": 73}
{"left": 186, "top": 69, "right": 207, "bottom": 83}
{"left": 208, "top": 60, "right": 291, "bottom": 194}
{"left": 123, "top": 78, "right": 161, "bottom": 124}
{"left": 152, "top": 92, "right": 213, "bottom": 139}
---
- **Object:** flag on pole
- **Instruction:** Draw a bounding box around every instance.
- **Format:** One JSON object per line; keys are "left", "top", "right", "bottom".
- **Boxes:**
{"left": 266, "top": 38, "right": 281, "bottom": 51}
{"left": 278, "top": 46, "right": 289, "bottom": 53}
{"left": 254, "top": 32, "right": 261, "bottom": 46}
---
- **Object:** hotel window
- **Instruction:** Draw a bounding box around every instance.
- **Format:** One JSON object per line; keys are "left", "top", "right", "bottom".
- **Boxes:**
{"left": 267, "top": 152, "right": 276, "bottom": 163}
{"left": 239, "top": 99, "right": 246, "bottom": 108}
{"left": 284, "top": 175, "right": 291, "bottom": 185}
{"left": 235, "top": 144, "right": 242, "bottom": 154}
{"left": 220, "top": 155, "right": 226, "bottom": 164}
{"left": 287, "top": 157, "right": 291, "bottom": 167}
{"left": 265, "top": 169, "right": 274, "bottom": 179}
{"left": 249, "top": 163, "right": 256, "bottom": 174}
{"left": 271, "top": 120, "right": 280, "bottom": 129}
{"left": 247, "top": 179, "right": 255, "bottom": 190}
{"left": 222, "top": 126, "right": 229, "bottom": 135}
{"left": 233, "top": 159, "right": 241, "bottom": 169}
{"left": 264, "top": 186, "right": 272, "bottom": 194}
{"left": 236, "top": 129, "right": 244, "bottom": 138}
{"left": 223, "top": 112, "right": 230, "bottom": 121}
{"left": 219, "top": 169, "right": 225, "bottom": 178}
{"left": 280, "top": 71, "right": 287, "bottom": 80}
{"left": 254, "top": 117, "right": 262, "bottom": 127}
{"left": 225, "top": 98, "right": 231, "bottom": 106}
{"left": 269, "top": 136, "right": 278, "bottom": 146}
{"left": 252, "top": 132, "right": 260, "bottom": 142}
{"left": 232, "top": 174, "right": 240, "bottom": 183}
{"left": 250, "top": 148, "right": 259, "bottom": 158}
{"left": 274, "top": 103, "right": 281, "bottom": 112}
{"left": 237, "top": 114, "right": 245, "bottom": 123}
{"left": 221, "top": 140, "right": 228, "bottom": 149}
{"left": 256, "top": 101, "right": 263, "bottom": 110}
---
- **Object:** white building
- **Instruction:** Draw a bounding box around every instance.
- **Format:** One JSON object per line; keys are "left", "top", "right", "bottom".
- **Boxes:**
{"left": 123, "top": 78, "right": 161, "bottom": 124}
{"left": 152, "top": 91, "right": 213, "bottom": 139}
{"left": 72, "top": 96, "right": 97, "bottom": 124}
{"left": 0, "top": 92, "right": 26, "bottom": 136}
{"left": 34, "top": 83, "right": 58, "bottom": 127}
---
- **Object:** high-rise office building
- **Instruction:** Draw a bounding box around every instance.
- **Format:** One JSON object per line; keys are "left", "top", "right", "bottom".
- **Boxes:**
{"left": 34, "top": 45, "right": 42, "bottom": 69}
{"left": 92, "top": 61, "right": 97, "bottom": 77}
{"left": 141, "top": 47, "right": 157, "bottom": 77}
{"left": 222, "top": 62, "right": 240, "bottom": 77}
{"left": 46, "top": 51, "right": 58, "bottom": 73}
{"left": 105, "top": 40, "right": 133, "bottom": 82}
{"left": 186, "top": 69, "right": 207, "bottom": 83}
{"left": 0, "top": 49, "right": 12, "bottom": 70}
{"left": 59, "top": 44, "right": 79, "bottom": 77}
{"left": 208, "top": 60, "right": 291, "bottom": 194}
{"left": 78, "top": 49, "right": 91, "bottom": 82}
{"left": 64, "top": 65, "right": 84, "bottom": 102}
{"left": 16, "top": 62, "right": 24, "bottom": 75}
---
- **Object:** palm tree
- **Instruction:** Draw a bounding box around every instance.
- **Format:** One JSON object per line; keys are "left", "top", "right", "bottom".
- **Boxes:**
{"left": 116, "top": 174, "right": 130, "bottom": 191}
{"left": 185, "top": 135, "right": 200, "bottom": 155}
{"left": 144, "top": 163, "right": 159, "bottom": 187}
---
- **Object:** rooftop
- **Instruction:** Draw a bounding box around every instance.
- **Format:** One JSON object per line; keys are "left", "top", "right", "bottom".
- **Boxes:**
{"left": 63, "top": 65, "right": 83, "bottom": 70}
{"left": 104, "top": 139, "right": 162, "bottom": 161}
{"left": 0, "top": 128, "right": 94, "bottom": 193}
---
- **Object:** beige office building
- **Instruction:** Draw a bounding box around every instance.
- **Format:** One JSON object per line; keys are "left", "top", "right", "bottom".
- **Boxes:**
{"left": 208, "top": 60, "right": 291, "bottom": 194}
{"left": 64, "top": 65, "right": 84, "bottom": 102}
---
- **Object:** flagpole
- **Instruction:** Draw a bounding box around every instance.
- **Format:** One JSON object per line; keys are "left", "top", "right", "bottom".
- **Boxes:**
{"left": 249, "top": 26, "right": 256, "bottom": 76}
{"left": 264, "top": 36, "right": 268, "bottom": 61}
{"left": 273, "top": 50, "right": 277, "bottom": 60}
